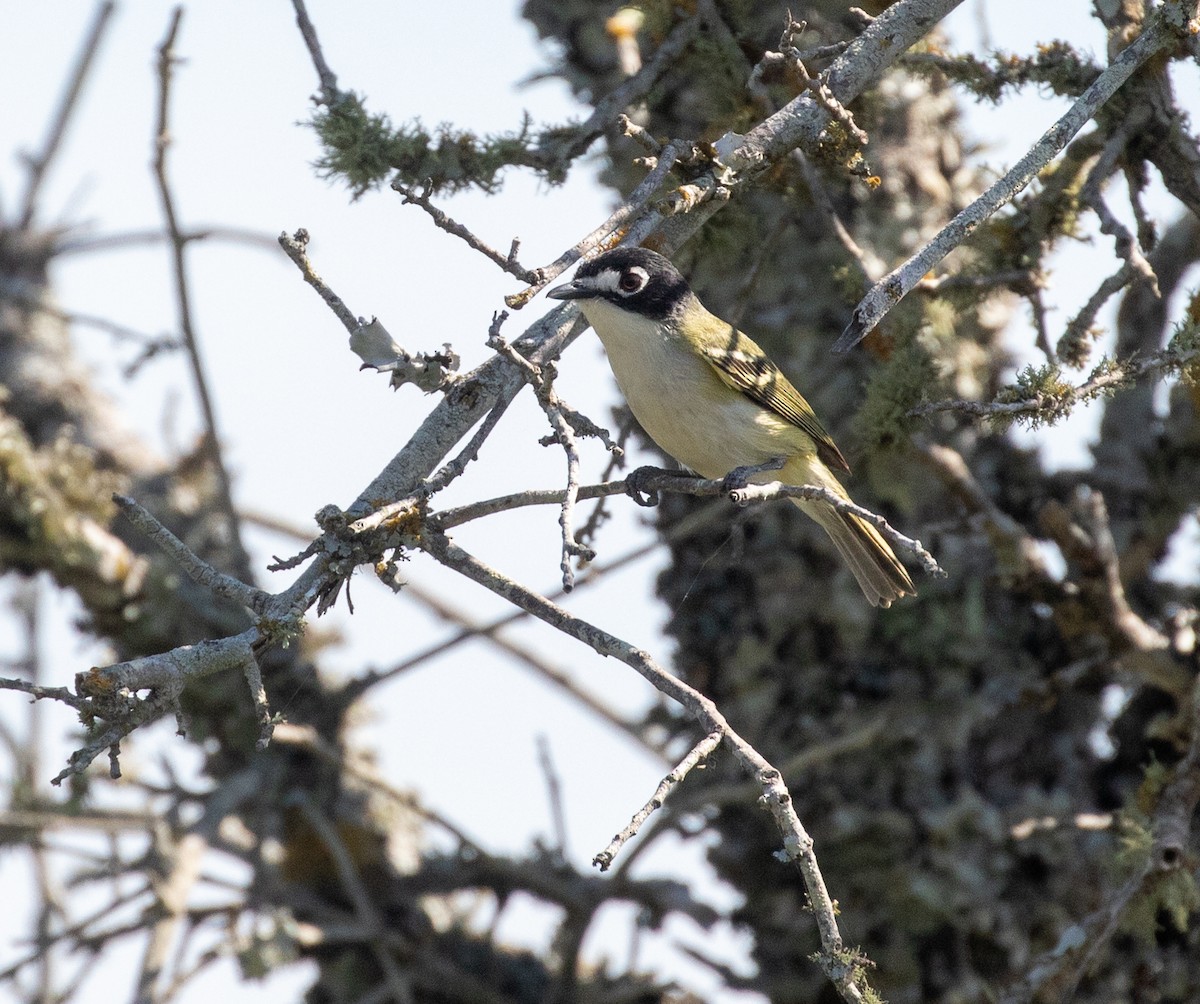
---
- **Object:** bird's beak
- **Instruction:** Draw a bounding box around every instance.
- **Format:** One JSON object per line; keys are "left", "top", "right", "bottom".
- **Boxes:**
{"left": 545, "top": 277, "right": 592, "bottom": 301}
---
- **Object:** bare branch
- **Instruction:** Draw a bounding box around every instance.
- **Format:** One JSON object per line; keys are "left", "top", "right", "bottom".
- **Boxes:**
{"left": 113, "top": 494, "right": 269, "bottom": 613}
{"left": 18, "top": 1, "right": 116, "bottom": 228}
{"left": 392, "top": 181, "right": 540, "bottom": 283}
{"left": 54, "top": 630, "right": 261, "bottom": 785}
{"left": 289, "top": 0, "right": 341, "bottom": 103}
{"left": 544, "top": 12, "right": 700, "bottom": 165}
{"left": 594, "top": 730, "right": 723, "bottom": 871}
{"left": 276, "top": 228, "right": 359, "bottom": 333}
{"left": 418, "top": 528, "right": 876, "bottom": 1002}
{"left": 420, "top": 392, "right": 519, "bottom": 497}
{"left": 1039, "top": 491, "right": 1174, "bottom": 659}
{"left": 504, "top": 137, "right": 682, "bottom": 309}
{"left": 0, "top": 676, "right": 88, "bottom": 711}
{"left": 487, "top": 315, "right": 621, "bottom": 589}
{"left": 152, "top": 9, "right": 251, "bottom": 580}
{"left": 910, "top": 341, "right": 1200, "bottom": 423}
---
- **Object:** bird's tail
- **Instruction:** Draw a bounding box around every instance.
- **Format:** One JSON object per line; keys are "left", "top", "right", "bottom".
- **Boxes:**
{"left": 796, "top": 499, "right": 915, "bottom": 608}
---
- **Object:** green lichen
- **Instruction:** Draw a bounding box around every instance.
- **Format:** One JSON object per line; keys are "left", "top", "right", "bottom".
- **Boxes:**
{"left": 902, "top": 40, "right": 1100, "bottom": 104}
{"left": 855, "top": 337, "right": 941, "bottom": 451}
{"left": 311, "top": 92, "right": 548, "bottom": 197}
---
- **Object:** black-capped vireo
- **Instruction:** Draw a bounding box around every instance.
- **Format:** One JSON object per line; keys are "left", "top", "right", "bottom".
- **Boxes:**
{"left": 547, "top": 246, "right": 914, "bottom": 607}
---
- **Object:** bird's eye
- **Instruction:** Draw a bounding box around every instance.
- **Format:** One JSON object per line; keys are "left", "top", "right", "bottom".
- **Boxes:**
{"left": 618, "top": 270, "right": 645, "bottom": 293}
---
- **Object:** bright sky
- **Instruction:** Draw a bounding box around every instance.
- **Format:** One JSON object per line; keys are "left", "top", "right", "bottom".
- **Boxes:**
{"left": 1, "top": 2, "right": 1193, "bottom": 1002}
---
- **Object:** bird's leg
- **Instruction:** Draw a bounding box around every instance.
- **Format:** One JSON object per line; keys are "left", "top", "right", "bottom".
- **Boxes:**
{"left": 624, "top": 465, "right": 701, "bottom": 507}
{"left": 721, "top": 456, "right": 786, "bottom": 493}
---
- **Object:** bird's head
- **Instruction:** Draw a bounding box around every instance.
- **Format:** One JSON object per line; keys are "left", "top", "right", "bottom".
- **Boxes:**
{"left": 546, "top": 247, "right": 692, "bottom": 321}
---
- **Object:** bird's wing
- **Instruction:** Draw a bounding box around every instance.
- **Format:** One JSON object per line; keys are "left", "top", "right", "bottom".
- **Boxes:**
{"left": 701, "top": 327, "right": 850, "bottom": 474}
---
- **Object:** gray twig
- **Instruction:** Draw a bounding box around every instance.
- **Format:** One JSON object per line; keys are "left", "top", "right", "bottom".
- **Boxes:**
{"left": 910, "top": 342, "right": 1200, "bottom": 422}
{"left": 594, "top": 730, "right": 723, "bottom": 871}
{"left": 277, "top": 228, "right": 359, "bottom": 333}
{"left": 18, "top": 1, "right": 116, "bottom": 228}
{"left": 56, "top": 630, "right": 260, "bottom": 785}
{"left": 113, "top": 495, "right": 269, "bottom": 613}
{"left": 732, "top": 481, "right": 942, "bottom": 577}
{"left": 393, "top": 181, "right": 540, "bottom": 283}
{"left": 545, "top": 13, "right": 700, "bottom": 166}
{"left": 421, "top": 391, "right": 520, "bottom": 497}
{"left": 505, "top": 138, "right": 682, "bottom": 309}
{"left": 488, "top": 315, "right": 619, "bottom": 589}
{"left": 0, "top": 677, "right": 88, "bottom": 711}
{"left": 289, "top": 0, "right": 341, "bottom": 103}
{"left": 418, "top": 528, "right": 868, "bottom": 1001}
{"left": 152, "top": 9, "right": 252, "bottom": 580}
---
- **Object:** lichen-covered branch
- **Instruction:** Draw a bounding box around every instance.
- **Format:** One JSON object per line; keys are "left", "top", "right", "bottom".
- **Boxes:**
{"left": 836, "top": 5, "right": 1190, "bottom": 351}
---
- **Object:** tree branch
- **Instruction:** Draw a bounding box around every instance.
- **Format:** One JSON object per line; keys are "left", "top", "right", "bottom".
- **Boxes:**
{"left": 835, "top": 5, "right": 1187, "bottom": 351}
{"left": 593, "top": 729, "right": 723, "bottom": 870}
{"left": 152, "top": 9, "right": 251, "bottom": 580}
{"left": 418, "top": 528, "right": 876, "bottom": 1003}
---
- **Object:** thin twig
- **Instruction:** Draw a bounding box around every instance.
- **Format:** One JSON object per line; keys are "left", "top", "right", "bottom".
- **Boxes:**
{"left": 836, "top": 10, "right": 1179, "bottom": 351}
{"left": 536, "top": 735, "right": 570, "bottom": 861}
{"left": 18, "top": 1, "right": 116, "bottom": 228}
{"left": 1080, "top": 117, "right": 1160, "bottom": 293}
{"left": 1057, "top": 261, "right": 1137, "bottom": 365}
{"left": 419, "top": 528, "right": 874, "bottom": 1002}
{"left": 435, "top": 469, "right": 940, "bottom": 579}
{"left": 732, "top": 481, "right": 942, "bottom": 577}
{"left": 792, "top": 150, "right": 880, "bottom": 289}
{"left": 1039, "top": 491, "right": 1172, "bottom": 657}
{"left": 0, "top": 677, "right": 88, "bottom": 711}
{"left": 276, "top": 228, "right": 359, "bottom": 333}
{"left": 594, "top": 730, "right": 723, "bottom": 871}
{"left": 152, "top": 9, "right": 252, "bottom": 581}
{"left": 289, "top": 0, "right": 341, "bottom": 103}
{"left": 393, "top": 181, "right": 540, "bottom": 283}
{"left": 113, "top": 495, "right": 270, "bottom": 613}
{"left": 421, "top": 391, "right": 520, "bottom": 496}
{"left": 780, "top": 19, "right": 869, "bottom": 146}
{"left": 575, "top": 417, "right": 633, "bottom": 550}
{"left": 488, "top": 316, "right": 618, "bottom": 589}
{"left": 547, "top": 13, "right": 700, "bottom": 166}
{"left": 504, "top": 139, "right": 682, "bottom": 309}
{"left": 54, "top": 630, "right": 261, "bottom": 785}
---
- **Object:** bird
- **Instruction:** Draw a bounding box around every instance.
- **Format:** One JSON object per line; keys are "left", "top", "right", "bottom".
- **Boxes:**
{"left": 546, "top": 246, "right": 914, "bottom": 607}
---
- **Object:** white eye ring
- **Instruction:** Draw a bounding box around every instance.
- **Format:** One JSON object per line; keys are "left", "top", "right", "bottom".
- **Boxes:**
{"left": 617, "top": 267, "right": 648, "bottom": 294}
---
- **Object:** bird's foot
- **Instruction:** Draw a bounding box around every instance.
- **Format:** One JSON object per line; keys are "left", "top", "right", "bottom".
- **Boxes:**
{"left": 624, "top": 465, "right": 691, "bottom": 507}
{"left": 721, "top": 456, "right": 786, "bottom": 493}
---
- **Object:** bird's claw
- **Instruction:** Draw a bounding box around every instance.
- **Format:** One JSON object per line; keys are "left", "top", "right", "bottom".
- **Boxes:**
{"left": 624, "top": 465, "right": 673, "bottom": 507}
{"left": 721, "top": 456, "right": 786, "bottom": 493}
